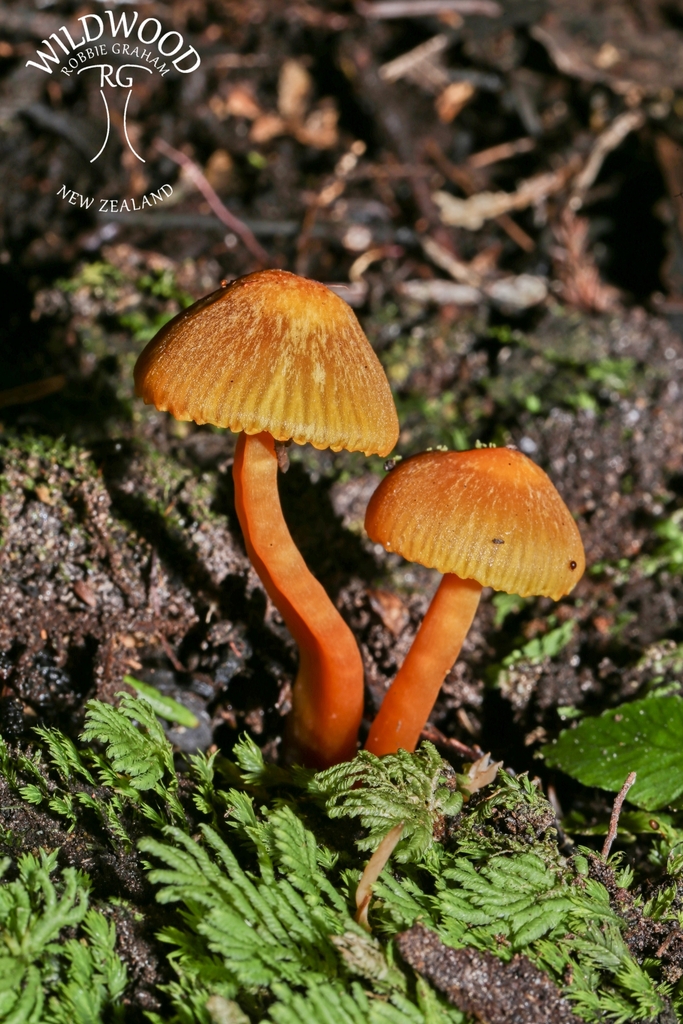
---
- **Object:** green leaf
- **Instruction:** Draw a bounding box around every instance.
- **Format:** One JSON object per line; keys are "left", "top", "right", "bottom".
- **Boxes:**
{"left": 123, "top": 676, "right": 199, "bottom": 728}
{"left": 503, "top": 619, "right": 575, "bottom": 668}
{"left": 542, "top": 696, "right": 683, "bottom": 810}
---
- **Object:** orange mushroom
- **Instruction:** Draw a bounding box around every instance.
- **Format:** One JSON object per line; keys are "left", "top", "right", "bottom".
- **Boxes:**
{"left": 134, "top": 269, "right": 398, "bottom": 767}
{"left": 364, "top": 446, "right": 585, "bottom": 756}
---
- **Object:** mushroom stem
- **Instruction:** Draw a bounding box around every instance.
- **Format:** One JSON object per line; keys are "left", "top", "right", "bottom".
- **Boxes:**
{"left": 365, "top": 574, "right": 482, "bottom": 756}
{"left": 233, "top": 431, "right": 364, "bottom": 767}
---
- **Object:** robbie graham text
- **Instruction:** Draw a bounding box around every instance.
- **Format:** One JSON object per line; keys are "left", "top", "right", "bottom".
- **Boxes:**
{"left": 56, "top": 183, "right": 174, "bottom": 212}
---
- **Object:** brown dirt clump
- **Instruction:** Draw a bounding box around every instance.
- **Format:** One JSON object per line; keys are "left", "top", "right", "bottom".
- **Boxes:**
{"left": 397, "top": 923, "right": 582, "bottom": 1024}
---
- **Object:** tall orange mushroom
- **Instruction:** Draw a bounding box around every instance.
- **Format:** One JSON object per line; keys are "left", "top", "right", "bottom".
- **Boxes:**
{"left": 364, "top": 446, "right": 585, "bottom": 756}
{"left": 135, "top": 269, "right": 398, "bottom": 767}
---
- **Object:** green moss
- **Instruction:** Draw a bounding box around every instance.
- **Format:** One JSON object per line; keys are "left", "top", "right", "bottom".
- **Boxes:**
{"left": 640, "top": 510, "right": 683, "bottom": 577}
{"left": 3, "top": 704, "right": 681, "bottom": 1023}
{"left": 118, "top": 309, "right": 177, "bottom": 344}
{"left": 481, "top": 312, "right": 652, "bottom": 423}
{"left": 491, "top": 592, "right": 528, "bottom": 628}
{"left": 57, "top": 260, "right": 124, "bottom": 298}
{"left": 137, "top": 267, "right": 194, "bottom": 307}
{"left": 0, "top": 433, "right": 98, "bottom": 486}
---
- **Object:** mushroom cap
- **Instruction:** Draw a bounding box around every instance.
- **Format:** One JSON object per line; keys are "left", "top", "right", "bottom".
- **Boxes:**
{"left": 365, "top": 447, "right": 585, "bottom": 600}
{"left": 134, "top": 269, "right": 399, "bottom": 457}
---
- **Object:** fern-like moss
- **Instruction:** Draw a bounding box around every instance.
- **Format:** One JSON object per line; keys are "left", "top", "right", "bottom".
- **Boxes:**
{"left": 0, "top": 698, "right": 681, "bottom": 1023}
{"left": 0, "top": 851, "right": 126, "bottom": 1023}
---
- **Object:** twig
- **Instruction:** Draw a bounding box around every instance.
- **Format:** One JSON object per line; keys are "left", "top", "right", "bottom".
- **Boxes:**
{"left": 419, "top": 722, "right": 483, "bottom": 761}
{"left": 324, "top": 281, "right": 369, "bottom": 306}
{"left": 570, "top": 110, "right": 644, "bottom": 209}
{"left": 601, "top": 771, "right": 637, "bottom": 859}
{"left": 159, "top": 633, "right": 186, "bottom": 674}
{"left": 656, "top": 927, "right": 683, "bottom": 958}
{"left": 468, "top": 136, "right": 536, "bottom": 169}
{"left": 424, "top": 138, "right": 479, "bottom": 192}
{"left": 422, "top": 235, "right": 482, "bottom": 286}
{"left": 424, "top": 139, "right": 536, "bottom": 252}
{"left": 0, "top": 374, "right": 66, "bottom": 409}
{"left": 154, "top": 138, "right": 271, "bottom": 266}
{"left": 397, "top": 279, "right": 481, "bottom": 305}
{"left": 357, "top": 0, "right": 502, "bottom": 17}
{"left": 96, "top": 212, "right": 300, "bottom": 236}
{"left": 94, "top": 211, "right": 418, "bottom": 247}
{"left": 547, "top": 783, "right": 576, "bottom": 854}
{"left": 355, "top": 821, "right": 405, "bottom": 930}
{"left": 348, "top": 244, "right": 404, "bottom": 282}
{"left": 433, "top": 158, "right": 581, "bottom": 230}
{"left": 376, "top": 33, "right": 450, "bottom": 86}
{"left": 350, "top": 163, "right": 434, "bottom": 179}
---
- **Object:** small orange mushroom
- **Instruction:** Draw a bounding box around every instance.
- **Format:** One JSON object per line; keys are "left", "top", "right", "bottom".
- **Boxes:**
{"left": 364, "top": 446, "right": 585, "bottom": 756}
{"left": 135, "top": 269, "right": 398, "bottom": 767}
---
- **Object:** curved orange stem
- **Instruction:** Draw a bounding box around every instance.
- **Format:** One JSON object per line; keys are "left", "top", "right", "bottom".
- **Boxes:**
{"left": 233, "top": 432, "right": 364, "bottom": 767}
{"left": 365, "top": 574, "right": 482, "bottom": 756}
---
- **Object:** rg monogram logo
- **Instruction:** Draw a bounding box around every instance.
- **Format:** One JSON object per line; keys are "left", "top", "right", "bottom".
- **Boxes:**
{"left": 78, "top": 63, "right": 151, "bottom": 163}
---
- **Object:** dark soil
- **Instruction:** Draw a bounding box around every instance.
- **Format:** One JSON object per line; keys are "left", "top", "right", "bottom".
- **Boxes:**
{"left": 397, "top": 923, "right": 582, "bottom": 1024}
